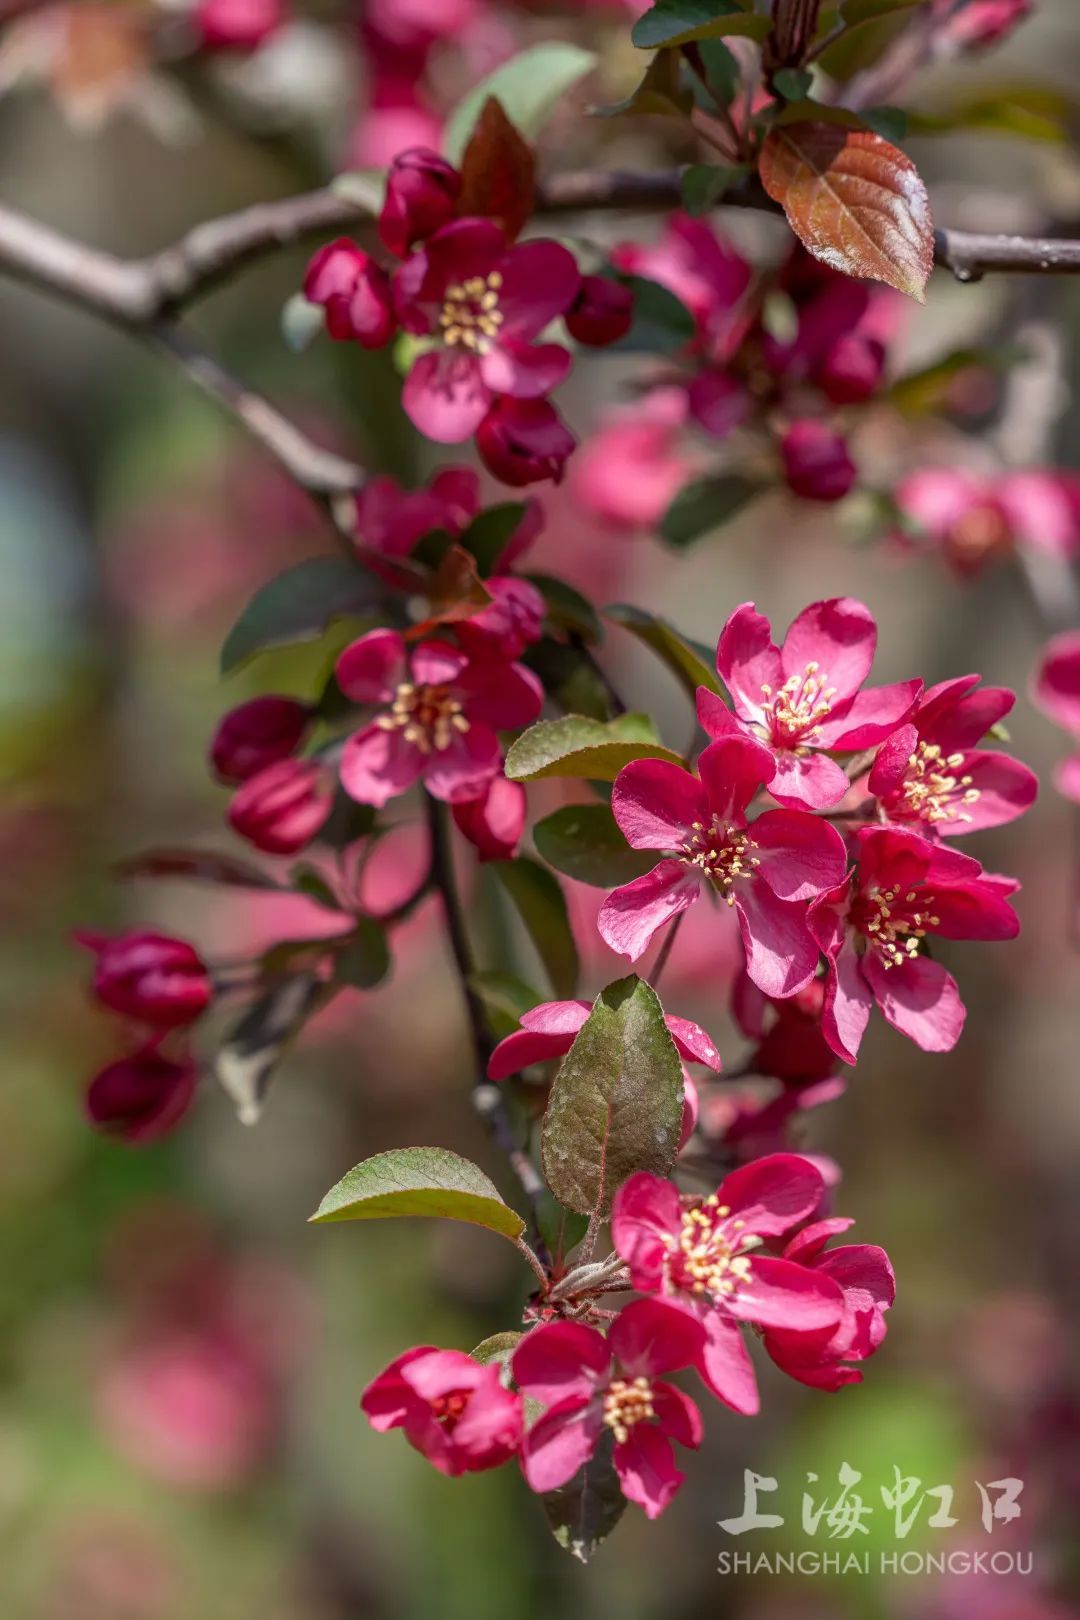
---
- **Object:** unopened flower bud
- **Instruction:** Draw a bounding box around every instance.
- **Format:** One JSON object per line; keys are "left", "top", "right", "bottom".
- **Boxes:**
{"left": 228, "top": 759, "right": 334, "bottom": 855}
{"left": 451, "top": 777, "right": 527, "bottom": 862}
{"left": 86, "top": 1050, "right": 199, "bottom": 1143}
{"left": 193, "top": 0, "right": 285, "bottom": 50}
{"left": 816, "top": 334, "right": 886, "bottom": 406}
{"left": 210, "top": 695, "right": 311, "bottom": 784}
{"left": 79, "top": 930, "right": 213, "bottom": 1027}
{"left": 378, "top": 148, "right": 461, "bottom": 259}
{"left": 780, "top": 420, "right": 856, "bottom": 503}
{"left": 476, "top": 398, "right": 575, "bottom": 488}
{"left": 565, "top": 276, "right": 634, "bottom": 348}
{"left": 303, "top": 240, "right": 396, "bottom": 349}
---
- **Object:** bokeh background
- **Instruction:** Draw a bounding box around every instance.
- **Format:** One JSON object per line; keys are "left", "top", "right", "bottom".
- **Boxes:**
{"left": 2, "top": 2, "right": 1079, "bottom": 1616}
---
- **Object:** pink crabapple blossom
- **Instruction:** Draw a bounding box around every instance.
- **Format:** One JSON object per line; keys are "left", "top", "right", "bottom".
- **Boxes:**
{"left": 611, "top": 1156, "right": 845, "bottom": 1412}
{"left": 393, "top": 218, "right": 580, "bottom": 445}
{"left": 511, "top": 1298, "right": 707, "bottom": 1518}
{"left": 867, "top": 675, "right": 1038, "bottom": 836}
{"left": 361, "top": 1347, "right": 522, "bottom": 1477}
{"left": 76, "top": 930, "right": 212, "bottom": 1029}
{"left": 762, "top": 1218, "right": 895, "bottom": 1391}
{"left": 698, "top": 597, "right": 922, "bottom": 810}
{"left": 1032, "top": 631, "right": 1080, "bottom": 803}
{"left": 598, "top": 735, "right": 847, "bottom": 997}
{"left": 892, "top": 466, "right": 1080, "bottom": 578}
{"left": 350, "top": 465, "right": 542, "bottom": 575}
{"left": 335, "top": 628, "right": 542, "bottom": 807}
{"left": 808, "top": 825, "right": 1021, "bottom": 1062}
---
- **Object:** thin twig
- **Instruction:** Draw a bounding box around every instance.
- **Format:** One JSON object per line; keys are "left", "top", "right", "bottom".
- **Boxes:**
{"left": 649, "top": 913, "right": 684, "bottom": 991}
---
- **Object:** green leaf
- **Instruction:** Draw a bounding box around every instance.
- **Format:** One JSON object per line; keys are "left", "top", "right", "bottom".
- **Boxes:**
{"left": 470, "top": 1332, "right": 524, "bottom": 1368}
{"left": 908, "top": 87, "right": 1067, "bottom": 144}
{"left": 541, "top": 975, "right": 684, "bottom": 1216}
{"left": 444, "top": 43, "right": 597, "bottom": 162}
{"left": 631, "top": 0, "right": 770, "bottom": 50}
{"left": 468, "top": 971, "right": 543, "bottom": 1038}
{"left": 860, "top": 104, "right": 908, "bottom": 142}
{"left": 695, "top": 39, "right": 740, "bottom": 104}
{"left": 534, "top": 1195, "right": 590, "bottom": 1270}
{"left": 679, "top": 162, "right": 748, "bottom": 216}
{"left": 505, "top": 713, "right": 683, "bottom": 784}
{"left": 887, "top": 345, "right": 1028, "bottom": 414}
{"left": 661, "top": 474, "right": 763, "bottom": 547}
{"left": 839, "top": 0, "right": 921, "bottom": 20}
{"left": 490, "top": 857, "right": 579, "bottom": 998}
{"left": 524, "top": 574, "right": 602, "bottom": 642}
{"left": 290, "top": 864, "right": 342, "bottom": 911}
{"left": 590, "top": 47, "right": 691, "bottom": 119}
{"left": 542, "top": 1433, "right": 627, "bottom": 1562}
{"left": 773, "top": 67, "right": 814, "bottom": 102}
{"left": 311, "top": 1146, "right": 527, "bottom": 1241}
{"left": 333, "top": 921, "right": 391, "bottom": 990}
{"left": 220, "top": 558, "right": 380, "bottom": 674}
{"left": 607, "top": 274, "right": 696, "bottom": 354}
{"left": 604, "top": 603, "right": 720, "bottom": 699}
{"left": 281, "top": 292, "right": 323, "bottom": 353}
{"left": 459, "top": 504, "right": 528, "bottom": 574}
{"left": 215, "top": 973, "right": 331, "bottom": 1126}
{"left": 533, "top": 804, "right": 655, "bottom": 889}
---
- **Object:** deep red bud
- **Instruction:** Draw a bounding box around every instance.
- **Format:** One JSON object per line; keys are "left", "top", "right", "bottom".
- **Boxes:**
{"left": 455, "top": 576, "right": 546, "bottom": 661}
{"left": 451, "top": 777, "right": 526, "bottom": 862}
{"left": 210, "top": 695, "right": 311, "bottom": 784}
{"left": 86, "top": 1050, "right": 199, "bottom": 1143}
{"left": 227, "top": 759, "right": 334, "bottom": 855}
{"left": 565, "top": 276, "right": 634, "bottom": 347}
{"left": 303, "top": 241, "right": 396, "bottom": 349}
{"left": 816, "top": 334, "right": 886, "bottom": 406}
{"left": 194, "top": 0, "right": 285, "bottom": 50}
{"left": 780, "top": 420, "right": 856, "bottom": 503}
{"left": 82, "top": 931, "right": 213, "bottom": 1027}
{"left": 378, "top": 148, "right": 462, "bottom": 259}
{"left": 475, "top": 398, "right": 576, "bottom": 489}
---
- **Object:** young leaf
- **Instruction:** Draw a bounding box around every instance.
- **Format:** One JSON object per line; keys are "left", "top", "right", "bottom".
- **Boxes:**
{"left": 215, "top": 973, "right": 330, "bottom": 1126}
{"left": 505, "top": 714, "right": 682, "bottom": 784}
{"left": 524, "top": 574, "right": 603, "bottom": 642}
{"left": 220, "top": 558, "right": 380, "bottom": 674}
{"left": 444, "top": 43, "right": 597, "bottom": 162}
{"left": 607, "top": 274, "right": 696, "bottom": 354}
{"left": 311, "top": 1146, "right": 527, "bottom": 1240}
{"left": 328, "top": 169, "right": 386, "bottom": 211}
{"left": 631, "top": 0, "right": 771, "bottom": 49}
{"left": 332, "top": 921, "right": 391, "bottom": 990}
{"left": 679, "top": 162, "right": 748, "bottom": 217}
{"left": 458, "top": 503, "right": 528, "bottom": 575}
{"left": 661, "top": 474, "right": 763, "bottom": 547}
{"left": 533, "top": 803, "right": 656, "bottom": 889}
{"left": 457, "top": 98, "right": 536, "bottom": 244}
{"left": 590, "top": 48, "right": 691, "bottom": 119}
{"left": 604, "top": 603, "right": 720, "bottom": 698}
{"left": 490, "top": 857, "right": 579, "bottom": 998}
{"left": 533, "top": 1194, "right": 590, "bottom": 1269}
{"left": 541, "top": 975, "right": 684, "bottom": 1216}
{"left": 772, "top": 67, "right": 813, "bottom": 102}
{"left": 281, "top": 292, "right": 323, "bottom": 353}
{"left": 468, "top": 970, "right": 544, "bottom": 1037}
{"left": 116, "top": 849, "right": 282, "bottom": 890}
{"left": 542, "top": 1434, "right": 627, "bottom": 1562}
{"left": 470, "top": 1332, "right": 525, "bottom": 1368}
{"left": 758, "top": 123, "right": 934, "bottom": 301}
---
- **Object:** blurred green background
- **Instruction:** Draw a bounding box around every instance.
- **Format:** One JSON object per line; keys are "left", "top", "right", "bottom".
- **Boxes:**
{"left": 1, "top": 3, "right": 1079, "bottom": 1616}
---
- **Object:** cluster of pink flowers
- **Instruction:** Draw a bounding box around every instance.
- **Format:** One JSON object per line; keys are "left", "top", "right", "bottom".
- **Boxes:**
{"left": 362, "top": 1153, "right": 894, "bottom": 1518}
{"left": 892, "top": 465, "right": 1080, "bottom": 578}
{"left": 600, "top": 597, "right": 1034, "bottom": 1060}
{"left": 303, "top": 149, "right": 631, "bottom": 486}
{"left": 75, "top": 929, "right": 213, "bottom": 1141}
{"left": 574, "top": 222, "right": 900, "bottom": 529}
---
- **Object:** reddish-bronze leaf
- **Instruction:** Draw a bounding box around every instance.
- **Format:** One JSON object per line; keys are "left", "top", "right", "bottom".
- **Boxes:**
{"left": 758, "top": 122, "right": 934, "bottom": 301}
{"left": 405, "top": 544, "right": 493, "bottom": 640}
{"left": 457, "top": 97, "right": 537, "bottom": 242}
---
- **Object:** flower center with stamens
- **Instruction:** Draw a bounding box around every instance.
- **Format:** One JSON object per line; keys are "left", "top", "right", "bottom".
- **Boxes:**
{"left": 666, "top": 1195, "right": 755, "bottom": 1299}
{"left": 758, "top": 662, "right": 837, "bottom": 749}
{"left": 854, "top": 884, "right": 942, "bottom": 969}
{"left": 438, "top": 271, "right": 504, "bottom": 355}
{"left": 430, "top": 1389, "right": 470, "bottom": 1430}
{"left": 897, "top": 740, "right": 980, "bottom": 826}
{"left": 602, "top": 1376, "right": 655, "bottom": 1444}
{"left": 376, "top": 682, "right": 470, "bottom": 754}
{"left": 681, "top": 817, "right": 760, "bottom": 904}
